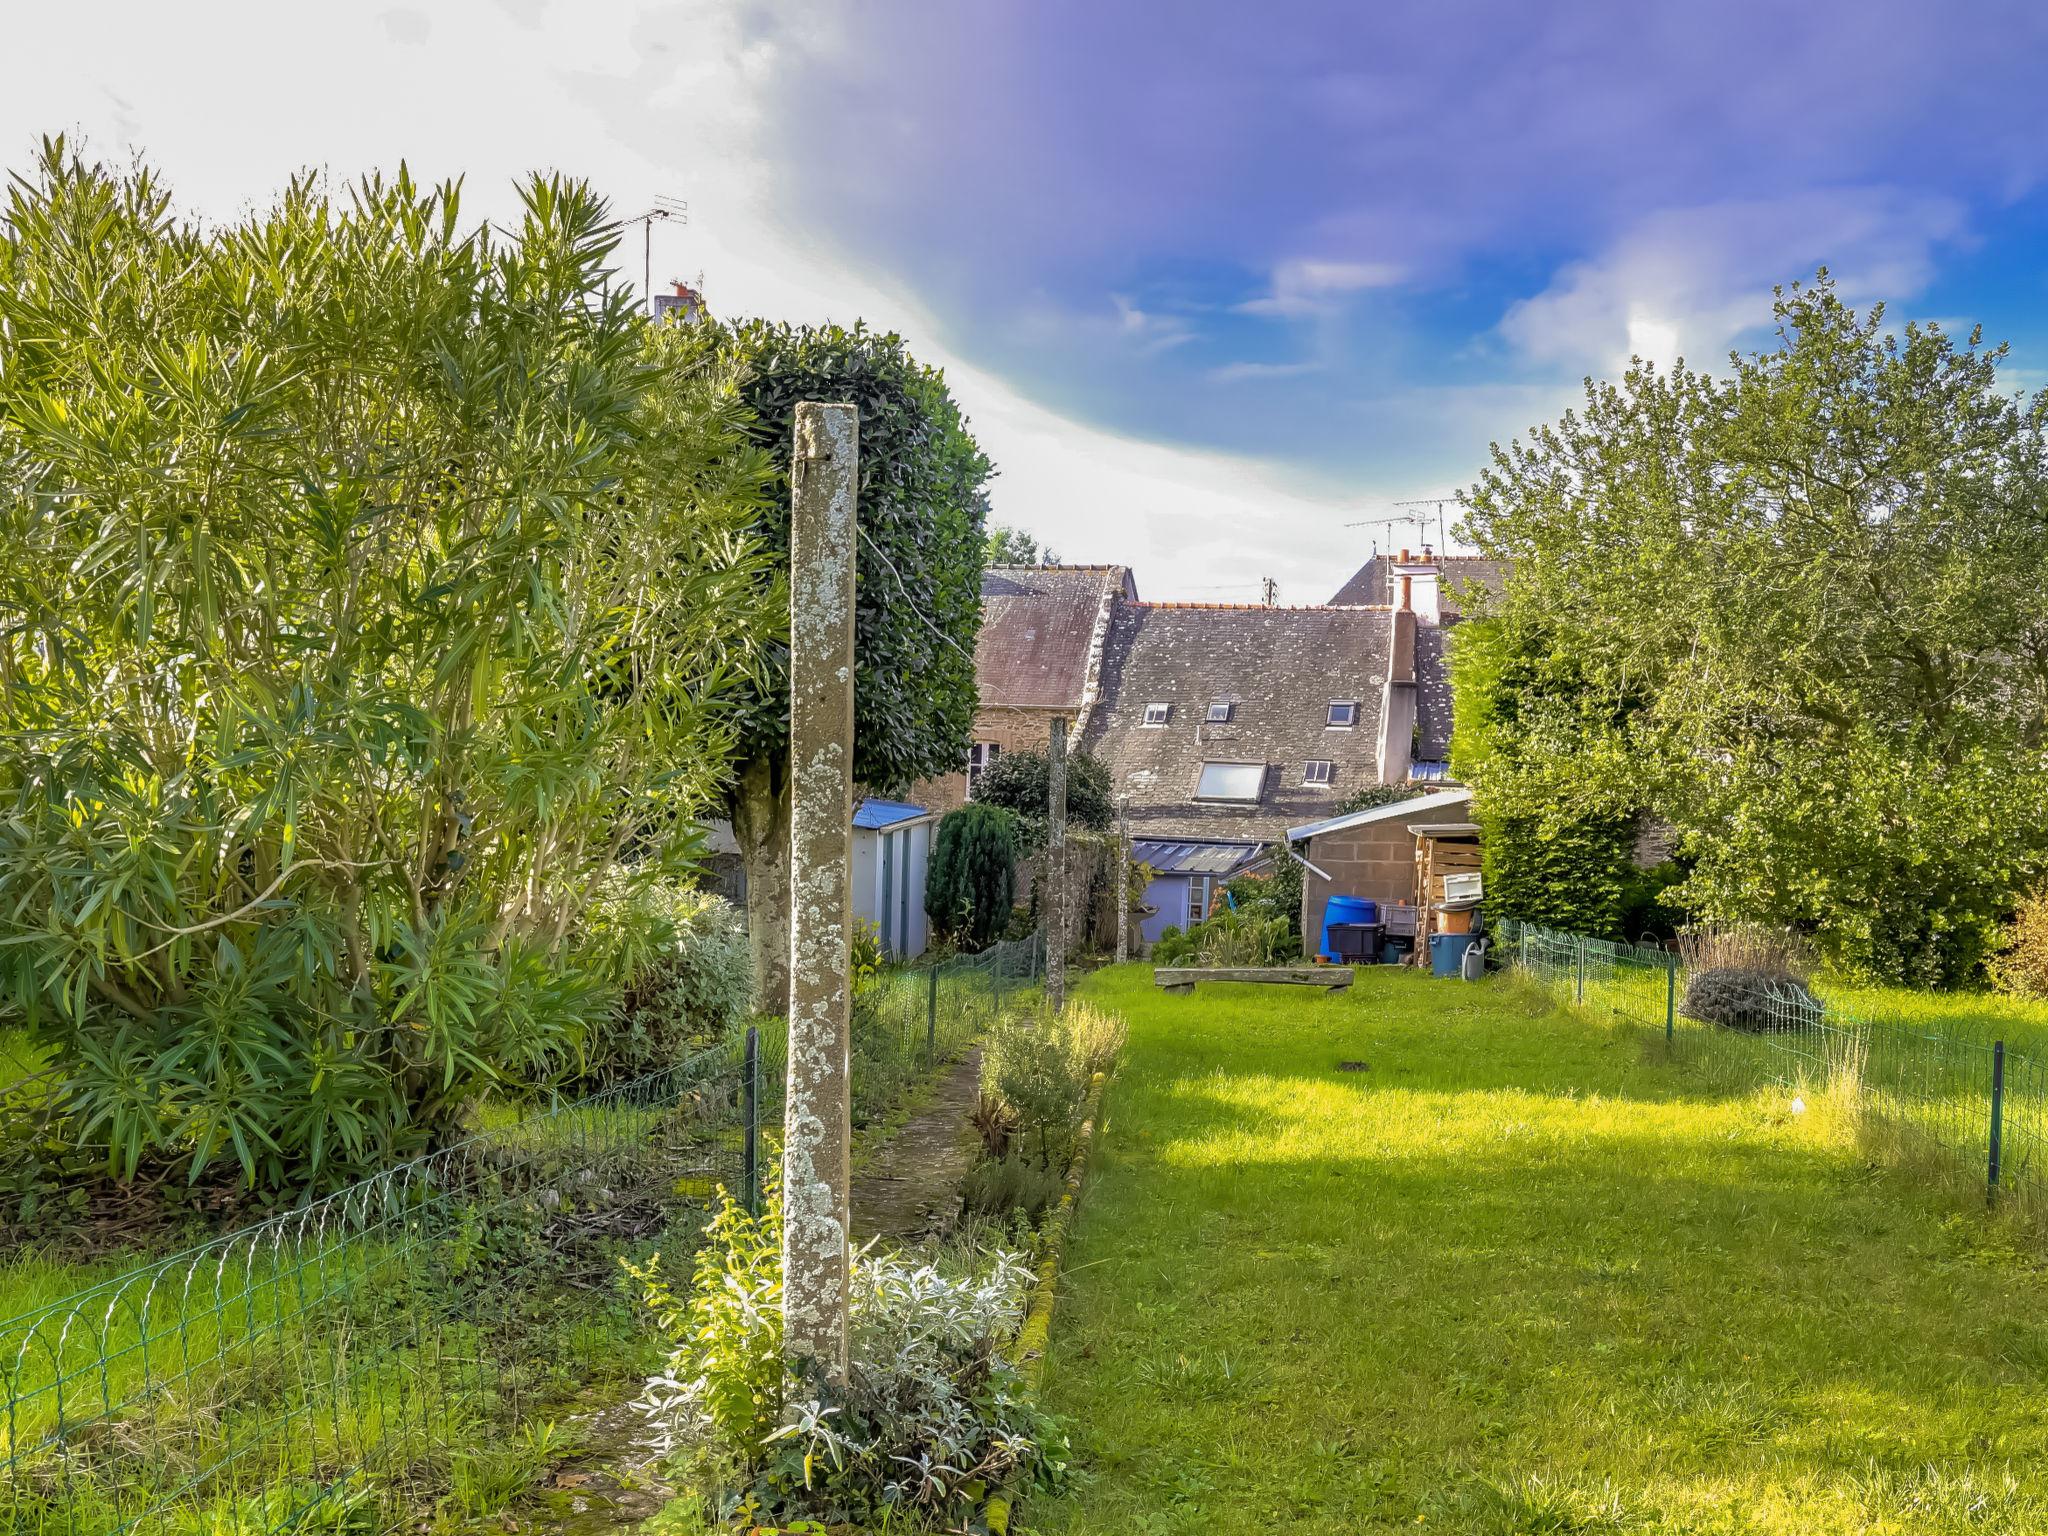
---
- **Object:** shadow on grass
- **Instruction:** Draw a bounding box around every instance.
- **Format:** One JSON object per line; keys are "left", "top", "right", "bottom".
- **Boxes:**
{"left": 1023, "top": 964, "right": 2048, "bottom": 1536}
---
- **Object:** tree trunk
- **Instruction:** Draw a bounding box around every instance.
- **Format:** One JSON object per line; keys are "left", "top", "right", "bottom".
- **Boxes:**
{"left": 730, "top": 752, "right": 793, "bottom": 1012}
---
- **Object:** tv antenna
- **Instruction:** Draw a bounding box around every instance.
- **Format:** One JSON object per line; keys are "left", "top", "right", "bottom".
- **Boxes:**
{"left": 1343, "top": 510, "right": 1433, "bottom": 558}
{"left": 1392, "top": 496, "right": 1465, "bottom": 552}
{"left": 627, "top": 197, "right": 689, "bottom": 315}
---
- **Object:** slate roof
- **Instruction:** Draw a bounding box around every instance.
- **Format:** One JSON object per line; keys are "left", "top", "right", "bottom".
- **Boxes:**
{"left": 1414, "top": 622, "right": 1454, "bottom": 761}
{"left": 975, "top": 564, "right": 1133, "bottom": 710}
{"left": 1327, "top": 554, "right": 1509, "bottom": 610}
{"left": 1079, "top": 602, "right": 1395, "bottom": 843}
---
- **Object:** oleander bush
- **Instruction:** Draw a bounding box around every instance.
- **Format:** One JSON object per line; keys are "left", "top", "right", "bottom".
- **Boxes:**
{"left": 577, "top": 882, "right": 754, "bottom": 1081}
{"left": 0, "top": 141, "right": 774, "bottom": 1191}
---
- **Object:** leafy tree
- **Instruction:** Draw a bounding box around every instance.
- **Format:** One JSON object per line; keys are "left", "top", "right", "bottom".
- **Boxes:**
{"left": 676, "top": 321, "right": 993, "bottom": 1002}
{"left": 925, "top": 806, "right": 1018, "bottom": 950}
{"left": 1446, "top": 618, "right": 1645, "bottom": 937}
{"left": 1461, "top": 273, "right": 2048, "bottom": 981}
{"left": 0, "top": 142, "right": 773, "bottom": 1189}
{"left": 973, "top": 747, "right": 1114, "bottom": 846}
{"left": 986, "top": 524, "right": 1058, "bottom": 565}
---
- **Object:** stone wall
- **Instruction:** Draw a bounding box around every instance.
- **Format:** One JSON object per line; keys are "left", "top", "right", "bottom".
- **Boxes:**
{"left": 906, "top": 704, "right": 1070, "bottom": 816}
{"left": 1019, "top": 834, "right": 1120, "bottom": 956}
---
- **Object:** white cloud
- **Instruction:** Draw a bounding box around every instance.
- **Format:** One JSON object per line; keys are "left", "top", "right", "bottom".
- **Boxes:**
{"left": 1239, "top": 256, "right": 1406, "bottom": 318}
{"left": 1109, "top": 294, "right": 1196, "bottom": 354}
{"left": 1207, "top": 359, "right": 1321, "bottom": 384}
{"left": 1501, "top": 189, "right": 1969, "bottom": 374}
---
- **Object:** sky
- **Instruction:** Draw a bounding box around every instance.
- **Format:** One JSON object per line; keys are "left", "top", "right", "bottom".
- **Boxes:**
{"left": 7, "top": 2, "right": 2048, "bottom": 599}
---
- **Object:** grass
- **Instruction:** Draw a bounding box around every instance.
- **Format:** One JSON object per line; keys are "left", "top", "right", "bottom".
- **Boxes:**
{"left": 1032, "top": 963, "right": 2048, "bottom": 1535}
{"left": 1817, "top": 980, "right": 2048, "bottom": 1055}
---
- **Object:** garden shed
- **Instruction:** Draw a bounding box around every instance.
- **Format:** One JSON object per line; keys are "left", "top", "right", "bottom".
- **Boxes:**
{"left": 1131, "top": 838, "right": 1268, "bottom": 948}
{"left": 1287, "top": 788, "right": 1478, "bottom": 953}
{"left": 852, "top": 799, "right": 936, "bottom": 960}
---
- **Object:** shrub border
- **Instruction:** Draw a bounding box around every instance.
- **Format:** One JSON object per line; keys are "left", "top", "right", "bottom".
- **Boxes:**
{"left": 983, "top": 1065, "right": 1110, "bottom": 1535}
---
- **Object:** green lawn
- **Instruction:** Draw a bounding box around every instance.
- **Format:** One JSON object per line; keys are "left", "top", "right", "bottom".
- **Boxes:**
{"left": 1816, "top": 981, "right": 2048, "bottom": 1056}
{"left": 1033, "top": 964, "right": 2048, "bottom": 1535}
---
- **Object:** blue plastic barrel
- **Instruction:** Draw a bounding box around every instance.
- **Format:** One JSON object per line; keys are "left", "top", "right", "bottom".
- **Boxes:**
{"left": 1320, "top": 896, "right": 1378, "bottom": 961}
{"left": 1430, "top": 933, "right": 1477, "bottom": 978}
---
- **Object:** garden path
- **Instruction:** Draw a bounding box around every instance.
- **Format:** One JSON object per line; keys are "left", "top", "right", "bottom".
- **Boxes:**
{"left": 851, "top": 1046, "right": 984, "bottom": 1241}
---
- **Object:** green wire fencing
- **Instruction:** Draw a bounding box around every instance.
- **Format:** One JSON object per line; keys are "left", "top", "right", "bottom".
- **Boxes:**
{"left": 1, "top": 1040, "right": 760, "bottom": 1536}
{"left": 0, "top": 929, "right": 1045, "bottom": 1536}
{"left": 736, "top": 930, "right": 1047, "bottom": 1130}
{"left": 1500, "top": 919, "right": 2048, "bottom": 1212}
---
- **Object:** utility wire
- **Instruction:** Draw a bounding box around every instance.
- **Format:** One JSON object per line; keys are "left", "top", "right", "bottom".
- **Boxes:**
{"left": 857, "top": 525, "right": 981, "bottom": 671}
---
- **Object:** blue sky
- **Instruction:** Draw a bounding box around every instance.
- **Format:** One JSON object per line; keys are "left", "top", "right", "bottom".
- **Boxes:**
{"left": 9, "top": 2, "right": 2048, "bottom": 595}
{"left": 722, "top": 2, "right": 2048, "bottom": 476}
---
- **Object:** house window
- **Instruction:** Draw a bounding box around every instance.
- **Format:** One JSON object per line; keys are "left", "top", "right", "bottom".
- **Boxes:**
{"left": 966, "top": 741, "right": 1000, "bottom": 794}
{"left": 1327, "top": 700, "right": 1358, "bottom": 728}
{"left": 1189, "top": 875, "right": 1211, "bottom": 923}
{"left": 1303, "top": 759, "right": 1333, "bottom": 786}
{"left": 1206, "top": 701, "right": 1233, "bottom": 724}
{"left": 1194, "top": 761, "right": 1265, "bottom": 803}
{"left": 1142, "top": 702, "right": 1171, "bottom": 726}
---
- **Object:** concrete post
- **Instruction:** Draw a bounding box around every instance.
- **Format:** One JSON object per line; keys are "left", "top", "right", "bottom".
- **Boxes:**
{"left": 782, "top": 400, "right": 856, "bottom": 1380}
{"left": 1116, "top": 800, "right": 1131, "bottom": 965}
{"left": 1046, "top": 715, "right": 1068, "bottom": 1011}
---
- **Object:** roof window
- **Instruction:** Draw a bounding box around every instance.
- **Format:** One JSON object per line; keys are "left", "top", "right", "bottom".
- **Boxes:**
{"left": 1143, "top": 702, "right": 1171, "bottom": 726}
{"left": 1195, "top": 761, "right": 1265, "bottom": 803}
{"left": 1327, "top": 700, "right": 1358, "bottom": 728}
{"left": 1303, "top": 759, "right": 1333, "bottom": 785}
{"left": 1206, "top": 701, "right": 1233, "bottom": 724}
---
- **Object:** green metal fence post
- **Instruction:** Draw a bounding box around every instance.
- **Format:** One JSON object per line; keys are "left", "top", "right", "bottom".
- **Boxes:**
{"left": 1575, "top": 935, "right": 1585, "bottom": 1006}
{"left": 1989, "top": 1039, "right": 2006, "bottom": 1205}
{"left": 1665, "top": 952, "right": 1677, "bottom": 1044}
{"left": 743, "top": 1026, "right": 760, "bottom": 1215}
{"left": 926, "top": 965, "right": 939, "bottom": 1067}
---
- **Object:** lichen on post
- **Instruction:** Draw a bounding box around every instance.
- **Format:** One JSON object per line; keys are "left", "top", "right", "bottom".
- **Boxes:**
{"left": 1047, "top": 714, "right": 1068, "bottom": 1012}
{"left": 782, "top": 400, "right": 858, "bottom": 1379}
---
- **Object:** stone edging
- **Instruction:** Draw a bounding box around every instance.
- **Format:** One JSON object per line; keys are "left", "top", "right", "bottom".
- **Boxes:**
{"left": 983, "top": 1065, "right": 1111, "bottom": 1536}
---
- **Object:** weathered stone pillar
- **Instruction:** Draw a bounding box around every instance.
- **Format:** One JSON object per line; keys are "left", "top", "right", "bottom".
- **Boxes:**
{"left": 1047, "top": 715, "right": 1068, "bottom": 1011}
{"left": 1116, "top": 799, "right": 1131, "bottom": 965}
{"left": 782, "top": 400, "right": 856, "bottom": 1380}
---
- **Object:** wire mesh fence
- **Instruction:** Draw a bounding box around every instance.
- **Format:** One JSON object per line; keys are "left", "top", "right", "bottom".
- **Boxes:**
{"left": 1500, "top": 918, "right": 2047, "bottom": 1213}
{"left": 0, "top": 931, "right": 1045, "bottom": 1536}
{"left": 727, "top": 930, "right": 1046, "bottom": 1129}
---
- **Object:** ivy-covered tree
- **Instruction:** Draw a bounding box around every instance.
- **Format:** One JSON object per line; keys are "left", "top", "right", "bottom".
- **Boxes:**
{"left": 973, "top": 747, "right": 1114, "bottom": 846}
{"left": 1461, "top": 273, "right": 2048, "bottom": 982}
{"left": 925, "top": 806, "right": 1018, "bottom": 950}
{"left": 677, "top": 321, "right": 993, "bottom": 1001}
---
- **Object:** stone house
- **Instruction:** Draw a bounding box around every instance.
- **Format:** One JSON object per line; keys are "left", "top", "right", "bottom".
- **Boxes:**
{"left": 911, "top": 563, "right": 1133, "bottom": 813}
{"left": 1078, "top": 594, "right": 1441, "bottom": 943}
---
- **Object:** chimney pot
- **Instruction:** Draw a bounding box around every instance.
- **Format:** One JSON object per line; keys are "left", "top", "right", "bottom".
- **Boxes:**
{"left": 1399, "top": 574, "right": 1413, "bottom": 611}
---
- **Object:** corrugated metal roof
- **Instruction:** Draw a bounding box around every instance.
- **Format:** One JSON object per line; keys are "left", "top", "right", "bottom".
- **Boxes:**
{"left": 1132, "top": 839, "right": 1265, "bottom": 876}
{"left": 853, "top": 798, "right": 932, "bottom": 830}
{"left": 1285, "top": 787, "right": 1473, "bottom": 843}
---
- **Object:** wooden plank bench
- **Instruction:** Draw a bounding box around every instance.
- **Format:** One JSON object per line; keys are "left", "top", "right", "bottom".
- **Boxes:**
{"left": 1153, "top": 966, "right": 1353, "bottom": 996}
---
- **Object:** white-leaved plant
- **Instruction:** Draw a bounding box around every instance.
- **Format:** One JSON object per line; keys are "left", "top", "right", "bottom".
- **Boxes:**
{"left": 627, "top": 1182, "right": 1064, "bottom": 1528}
